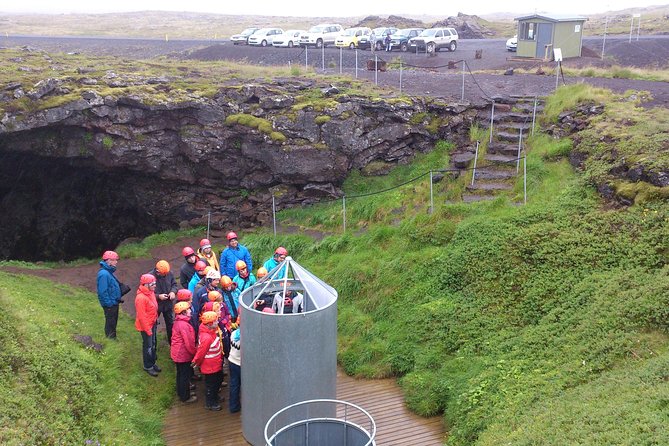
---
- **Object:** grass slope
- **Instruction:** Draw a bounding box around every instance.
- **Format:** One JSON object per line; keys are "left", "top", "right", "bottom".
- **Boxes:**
{"left": 237, "top": 88, "right": 669, "bottom": 445}
{"left": 0, "top": 273, "right": 174, "bottom": 446}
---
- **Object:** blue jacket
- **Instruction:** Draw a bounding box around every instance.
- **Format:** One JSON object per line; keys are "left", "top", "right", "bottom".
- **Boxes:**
{"left": 263, "top": 257, "right": 287, "bottom": 279}
{"left": 222, "top": 288, "right": 241, "bottom": 320}
{"left": 233, "top": 273, "right": 256, "bottom": 294}
{"left": 96, "top": 261, "right": 121, "bottom": 308}
{"left": 220, "top": 244, "right": 253, "bottom": 279}
{"left": 188, "top": 273, "right": 204, "bottom": 295}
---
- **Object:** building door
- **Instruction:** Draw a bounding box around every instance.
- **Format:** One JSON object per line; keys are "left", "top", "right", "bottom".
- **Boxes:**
{"left": 535, "top": 23, "right": 553, "bottom": 58}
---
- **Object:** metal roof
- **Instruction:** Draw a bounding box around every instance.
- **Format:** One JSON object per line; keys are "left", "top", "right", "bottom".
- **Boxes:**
{"left": 515, "top": 13, "right": 587, "bottom": 22}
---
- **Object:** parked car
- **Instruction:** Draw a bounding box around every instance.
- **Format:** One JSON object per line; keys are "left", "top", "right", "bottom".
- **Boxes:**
{"left": 230, "top": 27, "right": 260, "bottom": 45}
{"left": 359, "top": 27, "right": 399, "bottom": 51}
{"left": 247, "top": 28, "right": 283, "bottom": 47}
{"left": 506, "top": 35, "right": 518, "bottom": 52}
{"left": 409, "top": 27, "right": 459, "bottom": 53}
{"left": 389, "top": 28, "right": 424, "bottom": 52}
{"left": 272, "top": 29, "right": 305, "bottom": 48}
{"left": 299, "top": 24, "right": 344, "bottom": 48}
{"left": 334, "top": 27, "right": 372, "bottom": 49}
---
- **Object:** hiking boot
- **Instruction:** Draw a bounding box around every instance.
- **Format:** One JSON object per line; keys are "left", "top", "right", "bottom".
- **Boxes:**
{"left": 183, "top": 395, "right": 198, "bottom": 404}
{"left": 152, "top": 364, "right": 162, "bottom": 373}
{"left": 189, "top": 383, "right": 196, "bottom": 390}
{"left": 206, "top": 404, "right": 222, "bottom": 411}
{"left": 221, "top": 380, "right": 228, "bottom": 387}
{"left": 145, "top": 368, "right": 159, "bottom": 377}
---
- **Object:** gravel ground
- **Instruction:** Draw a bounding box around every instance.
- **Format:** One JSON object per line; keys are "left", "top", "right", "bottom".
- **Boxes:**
{"left": 3, "top": 34, "right": 669, "bottom": 107}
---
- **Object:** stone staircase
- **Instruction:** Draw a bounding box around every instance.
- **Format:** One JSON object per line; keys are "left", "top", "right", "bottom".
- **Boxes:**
{"left": 458, "top": 96, "right": 544, "bottom": 203}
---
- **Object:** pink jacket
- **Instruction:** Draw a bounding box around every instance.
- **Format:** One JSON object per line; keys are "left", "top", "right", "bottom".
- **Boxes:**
{"left": 170, "top": 315, "right": 196, "bottom": 363}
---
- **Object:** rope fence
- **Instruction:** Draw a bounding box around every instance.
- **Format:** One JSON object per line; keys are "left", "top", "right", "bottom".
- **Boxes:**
{"left": 206, "top": 149, "right": 529, "bottom": 238}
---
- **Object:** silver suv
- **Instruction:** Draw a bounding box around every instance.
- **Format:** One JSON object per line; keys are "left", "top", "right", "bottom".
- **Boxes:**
{"left": 409, "top": 27, "right": 459, "bottom": 53}
{"left": 299, "top": 24, "right": 344, "bottom": 48}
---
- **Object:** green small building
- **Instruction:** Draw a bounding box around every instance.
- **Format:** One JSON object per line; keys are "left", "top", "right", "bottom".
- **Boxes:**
{"left": 514, "top": 14, "right": 587, "bottom": 60}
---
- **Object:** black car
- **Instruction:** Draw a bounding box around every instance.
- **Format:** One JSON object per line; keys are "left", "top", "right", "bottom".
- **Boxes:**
{"left": 389, "top": 28, "right": 424, "bottom": 52}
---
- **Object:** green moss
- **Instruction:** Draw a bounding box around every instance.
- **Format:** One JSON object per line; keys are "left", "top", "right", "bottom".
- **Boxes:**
{"left": 102, "top": 135, "right": 113, "bottom": 149}
{"left": 270, "top": 131, "right": 287, "bottom": 143}
{"left": 614, "top": 181, "right": 669, "bottom": 204}
{"left": 315, "top": 115, "right": 331, "bottom": 125}
{"left": 409, "top": 112, "right": 428, "bottom": 125}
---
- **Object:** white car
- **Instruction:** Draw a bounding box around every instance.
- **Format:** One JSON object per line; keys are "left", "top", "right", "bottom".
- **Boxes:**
{"left": 409, "top": 27, "right": 459, "bottom": 53}
{"left": 230, "top": 27, "right": 259, "bottom": 45}
{"left": 247, "top": 28, "right": 284, "bottom": 47}
{"left": 506, "top": 35, "right": 518, "bottom": 52}
{"left": 272, "top": 30, "right": 305, "bottom": 48}
{"left": 299, "top": 24, "right": 344, "bottom": 48}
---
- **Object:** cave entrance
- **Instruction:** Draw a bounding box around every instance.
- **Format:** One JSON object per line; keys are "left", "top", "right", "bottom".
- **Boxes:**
{"left": 0, "top": 150, "right": 174, "bottom": 262}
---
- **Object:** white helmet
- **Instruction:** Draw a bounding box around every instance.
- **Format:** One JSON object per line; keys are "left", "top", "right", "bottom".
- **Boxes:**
{"left": 206, "top": 269, "right": 221, "bottom": 280}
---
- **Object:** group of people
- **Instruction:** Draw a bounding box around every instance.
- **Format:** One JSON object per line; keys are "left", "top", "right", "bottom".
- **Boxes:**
{"left": 96, "top": 231, "right": 291, "bottom": 413}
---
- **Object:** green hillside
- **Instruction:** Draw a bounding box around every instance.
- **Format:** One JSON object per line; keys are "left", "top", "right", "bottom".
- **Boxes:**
{"left": 0, "top": 83, "right": 668, "bottom": 445}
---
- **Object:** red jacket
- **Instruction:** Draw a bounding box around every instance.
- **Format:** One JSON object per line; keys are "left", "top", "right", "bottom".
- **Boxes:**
{"left": 170, "top": 315, "right": 196, "bottom": 363}
{"left": 193, "top": 324, "right": 222, "bottom": 374}
{"left": 134, "top": 285, "right": 158, "bottom": 335}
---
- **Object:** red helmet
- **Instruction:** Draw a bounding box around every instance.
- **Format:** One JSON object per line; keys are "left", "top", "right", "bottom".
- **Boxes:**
{"left": 176, "top": 289, "right": 192, "bottom": 301}
{"left": 275, "top": 247, "right": 288, "bottom": 256}
{"left": 140, "top": 273, "right": 156, "bottom": 285}
{"left": 226, "top": 231, "right": 238, "bottom": 241}
{"left": 182, "top": 246, "right": 195, "bottom": 257}
{"left": 200, "top": 238, "right": 211, "bottom": 248}
{"left": 194, "top": 260, "right": 207, "bottom": 272}
{"left": 102, "top": 250, "right": 119, "bottom": 261}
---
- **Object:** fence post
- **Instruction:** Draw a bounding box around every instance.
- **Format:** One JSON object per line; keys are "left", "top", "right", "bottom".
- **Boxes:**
{"left": 471, "top": 141, "right": 479, "bottom": 186}
{"left": 523, "top": 155, "right": 527, "bottom": 205}
{"left": 305, "top": 45, "right": 308, "bottom": 70}
{"left": 399, "top": 59, "right": 403, "bottom": 95}
{"left": 375, "top": 55, "right": 378, "bottom": 86}
{"left": 555, "top": 61, "right": 560, "bottom": 91}
{"left": 342, "top": 196, "right": 347, "bottom": 233}
{"left": 602, "top": 16, "right": 608, "bottom": 59}
{"left": 322, "top": 44, "right": 325, "bottom": 72}
{"left": 531, "top": 96, "right": 537, "bottom": 136}
{"left": 272, "top": 195, "right": 277, "bottom": 237}
{"left": 461, "top": 60, "right": 465, "bottom": 102}
{"left": 429, "top": 170, "right": 434, "bottom": 214}
{"left": 206, "top": 211, "right": 211, "bottom": 240}
{"left": 355, "top": 49, "right": 358, "bottom": 78}
{"left": 516, "top": 127, "right": 523, "bottom": 174}
{"left": 489, "top": 101, "right": 495, "bottom": 144}
{"left": 339, "top": 47, "right": 342, "bottom": 74}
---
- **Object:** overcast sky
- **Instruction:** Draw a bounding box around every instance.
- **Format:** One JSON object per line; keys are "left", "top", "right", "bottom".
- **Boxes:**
{"left": 0, "top": 0, "right": 663, "bottom": 17}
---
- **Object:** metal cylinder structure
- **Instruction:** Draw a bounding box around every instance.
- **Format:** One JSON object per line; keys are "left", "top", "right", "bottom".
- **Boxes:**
{"left": 264, "top": 399, "right": 376, "bottom": 446}
{"left": 240, "top": 257, "right": 338, "bottom": 446}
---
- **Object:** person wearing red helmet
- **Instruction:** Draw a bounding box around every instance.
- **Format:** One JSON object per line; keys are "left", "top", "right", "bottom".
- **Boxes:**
{"left": 96, "top": 250, "right": 124, "bottom": 339}
{"left": 192, "top": 311, "right": 224, "bottom": 411}
{"left": 135, "top": 273, "right": 160, "bottom": 377}
{"left": 197, "top": 238, "right": 220, "bottom": 272}
{"left": 179, "top": 246, "right": 198, "bottom": 290}
{"left": 263, "top": 246, "right": 288, "bottom": 278}
{"left": 171, "top": 302, "right": 197, "bottom": 404}
{"left": 187, "top": 260, "right": 208, "bottom": 295}
{"left": 149, "top": 260, "right": 178, "bottom": 343}
{"left": 220, "top": 231, "right": 253, "bottom": 280}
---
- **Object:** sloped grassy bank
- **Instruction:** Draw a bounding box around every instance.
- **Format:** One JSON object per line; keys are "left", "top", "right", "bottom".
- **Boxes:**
{"left": 240, "top": 88, "right": 669, "bottom": 444}
{"left": 0, "top": 274, "right": 174, "bottom": 445}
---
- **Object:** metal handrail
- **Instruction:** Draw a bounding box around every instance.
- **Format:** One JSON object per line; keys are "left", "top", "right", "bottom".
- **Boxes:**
{"left": 264, "top": 399, "right": 376, "bottom": 446}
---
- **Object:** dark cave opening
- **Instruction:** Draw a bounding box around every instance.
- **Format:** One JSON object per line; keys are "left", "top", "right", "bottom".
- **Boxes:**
{"left": 0, "top": 151, "right": 176, "bottom": 262}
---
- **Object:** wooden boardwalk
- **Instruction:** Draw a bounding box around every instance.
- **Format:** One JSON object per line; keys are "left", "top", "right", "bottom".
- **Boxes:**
{"left": 163, "top": 368, "right": 446, "bottom": 445}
